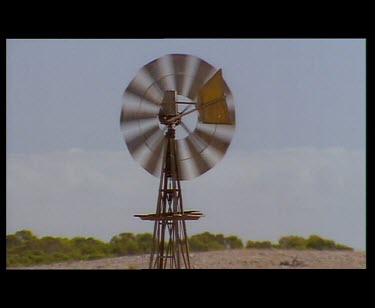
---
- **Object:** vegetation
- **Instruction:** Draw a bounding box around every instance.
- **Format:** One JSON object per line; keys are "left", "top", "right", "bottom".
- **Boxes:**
{"left": 278, "top": 235, "right": 307, "bottom": 249}
{"left": 246, "top": 240, "right": 272, "bottom": 249}
{"left": 334, "top": 243, "right": 354, "bottom": 250}
{"left": 110, "top": 232, "right": 152, "bottom": 255}
{"left": 189, "top": 232, "right": 243, "bottom": 251}
{"left": 6, "top": 230, "right": 114, "bottom": 267}
{"left": 246, "top": 234, "right": 354, "bottom": 251}
{"left": 6, "top": 229, "right": 353, "bottom": 267}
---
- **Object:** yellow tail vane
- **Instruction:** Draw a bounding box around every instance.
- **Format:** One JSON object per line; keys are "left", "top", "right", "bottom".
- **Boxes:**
{"left": 197, "top": 69, "right": 233, "bottom": 125}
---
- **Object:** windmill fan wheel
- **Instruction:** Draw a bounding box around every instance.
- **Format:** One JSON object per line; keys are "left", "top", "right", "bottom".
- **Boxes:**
{"left": 120, "top": 54, "right": 235, "bottom": 180}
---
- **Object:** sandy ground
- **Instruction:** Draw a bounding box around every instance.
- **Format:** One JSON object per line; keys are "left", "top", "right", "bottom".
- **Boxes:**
{"left": 9, "top": 249, "right": 366, "bottom": 269}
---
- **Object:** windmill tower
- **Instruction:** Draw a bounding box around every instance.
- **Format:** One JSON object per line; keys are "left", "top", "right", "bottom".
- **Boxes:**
{"left": 120, "top": 54, "right": 235, "bottom": 269}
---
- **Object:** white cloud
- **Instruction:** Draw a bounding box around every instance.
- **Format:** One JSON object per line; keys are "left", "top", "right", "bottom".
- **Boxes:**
{"left": 6, "top": 147, "right": 365, "bottom": 249}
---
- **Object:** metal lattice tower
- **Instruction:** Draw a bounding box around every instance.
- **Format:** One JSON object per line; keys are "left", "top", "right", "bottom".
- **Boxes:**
{"left": 136, "top": 128, "right": 202, "bottom": 268}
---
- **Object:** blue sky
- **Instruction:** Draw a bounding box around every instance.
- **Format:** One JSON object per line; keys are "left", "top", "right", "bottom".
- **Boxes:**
{"left": 6, "top": 39, "right": 366, "bottom": 249}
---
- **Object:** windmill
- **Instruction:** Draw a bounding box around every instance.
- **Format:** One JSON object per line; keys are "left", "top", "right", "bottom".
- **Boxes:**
{"left": 120, "top": 54, "right": 235, "bottom": 269}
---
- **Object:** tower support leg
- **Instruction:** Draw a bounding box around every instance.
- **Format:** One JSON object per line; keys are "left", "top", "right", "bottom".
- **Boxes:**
{"left": 149, "top": 128, "right": 191, "bottom": 269}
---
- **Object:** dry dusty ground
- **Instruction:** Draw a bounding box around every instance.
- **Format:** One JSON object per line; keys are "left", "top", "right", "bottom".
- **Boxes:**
{"left": 9, "top": 249, "right": 366, "bottom": 270}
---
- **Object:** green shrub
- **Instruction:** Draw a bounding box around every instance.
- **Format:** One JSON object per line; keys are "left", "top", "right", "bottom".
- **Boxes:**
{"left": 110, "top": 232, "right": 141, "bottom": 255}
{"left": 277, "top": 234, "right": 350, "bottom": 251}
{"left": 189, "top": 232, "right": 244, "bottom": 251}
{"left": 15, "top": 230, "right": 37, "bottom": 241}
{"left": 71, "top": 237, "right": 110, "bottom": 258}
{"left": 256, "top": 241, "right": 272, "bottom": 249}
{"left": 278, "top": 235, "right": 306, "bottom": 249}
{"left": 224, "top": 235, "right": 244, "bottom": 249}
{"left": 306, "top": 234, "right": 335, "bottom": 250}
{"left": 335, "top": 243, "right": 354, "bottom": 251}
{"left": 246, "top": 240, "right": 256, "bottom": 248}
{"left": 246, "top": 240, "right": 272, "bottom": 249}
{"left": 6, "top": 234, "right": 24, "bottom": 249}
{"left": 136, "top": 233, "right": 153, "bottom": 253}
{"left": 189, "top": 232, "right": 227, "bottom": 252}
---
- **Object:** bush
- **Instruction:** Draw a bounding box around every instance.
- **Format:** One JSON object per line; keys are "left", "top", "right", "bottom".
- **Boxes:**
{"left": 189, "top": 232, "right": 227, "bottom": 252}
{"left": 335, "top": 243, "right": 354, "bottom": 251}
{"left": 246, "top": 240, "right": 272, "bottom": 249}
{"left": 6, "top": 234, "right": 24, "bottom": 249}
{"left": 15, "top": 230, "right": 37, "bottom": 241}
{"left": 71, "top": 236, "right": 111, "bottom": 259}
{"left": 277, "top": 234, "right": 347, "bottom": 251}
{"left": 278, "top": 235, "right": 306, "bottom": 249}
{"left": 7, "top": 231, "right": 116, "bottom": 267}
{"left": 224, "top": 235, "right": 244, "bottom": 249}
{"left": 136, "top": 233, "right": 153, "bottom": 253}
{"left": 246, "top": 240, "right": 256, "bottom": 248}
{"left": 306, "top": 234, "right": 335, "bottom": 250}
{"left": 35, "top": 236, "right": 71, "bottom": 254}
{"left": 110, "top": 232, "right": 141, "bottom": 255}
{"left": 188, "top": 232, "right": 244, "bottom": 252}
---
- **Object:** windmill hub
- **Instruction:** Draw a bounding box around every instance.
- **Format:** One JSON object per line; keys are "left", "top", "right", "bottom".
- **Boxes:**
{"left": 120, "top": 54, "right": 235, "bottom": 269}
{"left": 157, "top": 90, "right": 180, "bottom": 125}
